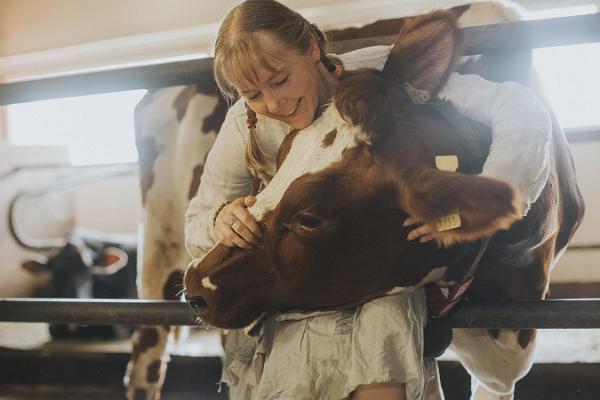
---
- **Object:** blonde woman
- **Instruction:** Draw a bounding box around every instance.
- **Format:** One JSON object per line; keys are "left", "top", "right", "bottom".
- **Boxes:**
{"left": 185, "top": 1, "right": 551, "bottom": 399}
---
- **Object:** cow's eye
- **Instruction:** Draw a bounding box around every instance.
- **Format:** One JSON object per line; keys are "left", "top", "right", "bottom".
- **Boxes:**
{"left": 297, "top": 213, "right": 323, "bottom": 230}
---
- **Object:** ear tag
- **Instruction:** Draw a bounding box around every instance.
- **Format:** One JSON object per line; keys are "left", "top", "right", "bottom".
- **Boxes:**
{"left": 403, "top": 82, "right": 430, "bottom": 104}
{"left": 435, "top": 155, "right": 459, "bottom": 172}
{"left": 436, "top": 212, "right": 462, "bottom": 232}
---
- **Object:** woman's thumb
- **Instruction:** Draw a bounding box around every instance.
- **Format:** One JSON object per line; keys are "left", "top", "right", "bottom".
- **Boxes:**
{"left": 244, "top": 196, "right": 257, "bottom": 207}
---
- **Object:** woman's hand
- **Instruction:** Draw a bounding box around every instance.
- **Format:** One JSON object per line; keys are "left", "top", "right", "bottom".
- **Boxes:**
{"left": 215, "top": 196, "right": 262, "bottom": 249}
{"left": 404, "top": 216, "right": 437, "bottom": 243}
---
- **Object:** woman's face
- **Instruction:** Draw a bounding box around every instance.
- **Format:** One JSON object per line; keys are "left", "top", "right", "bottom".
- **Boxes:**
{"left": 234, "top": 32, "right": 327, "bottom": 130}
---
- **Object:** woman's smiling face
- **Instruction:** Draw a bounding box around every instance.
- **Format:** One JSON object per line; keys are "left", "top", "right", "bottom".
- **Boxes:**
{"left": 233, "top": 32, "right": 326, "bottom": 130}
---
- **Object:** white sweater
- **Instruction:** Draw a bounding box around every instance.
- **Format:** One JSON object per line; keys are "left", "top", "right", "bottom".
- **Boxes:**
{"left": 185, "top": 45, "right": 551, "bottom": 257}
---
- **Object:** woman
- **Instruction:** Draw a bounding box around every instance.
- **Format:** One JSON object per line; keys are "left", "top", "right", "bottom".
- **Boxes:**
{"left": 185, "top": 1, "right": 551, "bottom": 399}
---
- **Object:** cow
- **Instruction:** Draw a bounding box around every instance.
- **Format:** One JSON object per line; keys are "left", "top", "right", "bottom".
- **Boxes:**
{"left": 124, "top": 82, "right": 227, "bottom": 400}
{"left": 18, "top": 229, "right": 138, "bottom": 339}
{"left": 128, "top": 2, "right": 584, "bottom": 399}
{"left": 183, "top": 8, "right": 583, "bottom": 400}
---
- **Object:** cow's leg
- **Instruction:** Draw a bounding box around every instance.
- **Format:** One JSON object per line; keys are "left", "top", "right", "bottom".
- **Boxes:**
{"left": 125, "top": 267, "right": 184, "bottom": 400}
{"left": 125, "top": 326, "right": 172, "bottom": 400}
{"left": 450, "top": 328, "right": 537, "bottom": 400}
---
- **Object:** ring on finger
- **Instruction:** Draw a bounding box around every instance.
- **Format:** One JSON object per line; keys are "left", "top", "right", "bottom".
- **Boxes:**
{"left": 226, "top": 216, "right": 237, "bottom": 229}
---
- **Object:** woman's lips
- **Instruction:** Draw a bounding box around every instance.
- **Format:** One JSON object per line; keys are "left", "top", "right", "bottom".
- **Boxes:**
{"left": 283, "top": 99, "right": 301, "bottom": 117}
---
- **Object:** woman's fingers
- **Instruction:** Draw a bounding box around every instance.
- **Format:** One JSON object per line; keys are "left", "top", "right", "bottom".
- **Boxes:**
{"left": 407, "top": 223, "right": 436, "bottom": 241}
{"left": 231, "top": 217, "right": 258, "bottom": 245}
{"left": 403, "top": 216, "right": 420, "bottom": 227}
{"left": 215, "top": 197, "right": 262, "bottom": 249}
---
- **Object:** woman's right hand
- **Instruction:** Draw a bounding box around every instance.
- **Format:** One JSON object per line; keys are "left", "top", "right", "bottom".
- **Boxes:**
{"left": 214, "top": 196, "right": 262, "bottom": 249}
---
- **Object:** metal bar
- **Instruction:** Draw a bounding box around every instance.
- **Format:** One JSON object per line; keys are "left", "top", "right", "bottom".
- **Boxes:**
{"left": 0, "top": 299, "right": 197, "bottom": 326}
{"left": 566, "top": 128, "right": 600, "bottom": 143}
{"left": 0, "top": 58, "right": 216, "bottom": 106}
{"left": 2, "top": 298, "right": 600, "bottom": 328}
{"left": 1, "top": 13, "right": 598, "bottom": 106}
{"left": 567, "top": 244, "right": 600, "bottom": 251}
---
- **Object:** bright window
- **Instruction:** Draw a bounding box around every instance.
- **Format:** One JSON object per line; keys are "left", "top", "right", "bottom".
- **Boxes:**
{"left": 527, "top": 4, "right": 600, "bottom": 129}
{"left": 7, "top": 90, "right": 146, "bottom": 166}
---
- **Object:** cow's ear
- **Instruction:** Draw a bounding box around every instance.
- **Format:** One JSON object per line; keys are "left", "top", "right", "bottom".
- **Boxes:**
{"left": 21, "top": 259, "right": 49, "bottom": 274}
{"left": 91, "top": 247, "right": 129, "bottom": 275}
{"left": 383, "top": 10, "right": 461, "bottom": 100}
{"left": 404, "top": 169, "right": 524, "bottom": 246}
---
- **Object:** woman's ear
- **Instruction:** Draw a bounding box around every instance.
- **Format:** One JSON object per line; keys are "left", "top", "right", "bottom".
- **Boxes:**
{"left": 309, "top": 34, "right": 321, "bottom": 62}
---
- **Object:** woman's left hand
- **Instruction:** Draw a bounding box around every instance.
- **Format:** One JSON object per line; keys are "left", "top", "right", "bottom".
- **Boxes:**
{"left": 404, "top": 216, "right": 437, "bottom": 243}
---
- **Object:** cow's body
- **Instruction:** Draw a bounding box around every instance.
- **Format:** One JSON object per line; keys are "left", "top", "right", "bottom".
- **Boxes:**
{"left": 130, "top": 2, "right": 584, "bottom": 400}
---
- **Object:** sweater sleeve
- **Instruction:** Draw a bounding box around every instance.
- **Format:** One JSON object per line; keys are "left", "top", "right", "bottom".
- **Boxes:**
{"left": 185, "top": 108, "right": 255, "bottom": 258}
{"left": 438, "top": 73, "right": 552, "bottom": 214}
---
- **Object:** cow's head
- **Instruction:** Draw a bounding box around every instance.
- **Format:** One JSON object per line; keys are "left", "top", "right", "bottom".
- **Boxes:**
{"left": 22, "top": 236, "right": 136, "bottom": 299}
{"left": 185, "top": 11, "right": 523, "bottom": 329}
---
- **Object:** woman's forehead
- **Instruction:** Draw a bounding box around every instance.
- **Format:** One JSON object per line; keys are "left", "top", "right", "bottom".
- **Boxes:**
{"left": 227, "top": 32, "right": 304, "bottom": 91}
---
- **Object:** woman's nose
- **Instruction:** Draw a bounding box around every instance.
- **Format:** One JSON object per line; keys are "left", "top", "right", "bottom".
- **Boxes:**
{"left": 264, "top": 92, "right": 283, "bottom": 115}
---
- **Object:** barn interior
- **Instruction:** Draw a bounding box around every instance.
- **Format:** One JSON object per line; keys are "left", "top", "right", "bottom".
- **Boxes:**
{"left": 1, "top": 0, "right": 600, "bottom": 399}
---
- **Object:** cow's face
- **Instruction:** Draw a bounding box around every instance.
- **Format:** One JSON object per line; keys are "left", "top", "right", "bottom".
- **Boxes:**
{"left": 22, "top": 239, "right": 134, "bottom": 299}
{"left": 185, "top": 11, "right": 523, "bottom": 329}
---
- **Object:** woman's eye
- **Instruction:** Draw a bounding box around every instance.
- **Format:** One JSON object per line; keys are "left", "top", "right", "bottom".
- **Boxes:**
{"left": 248, "top": 93, "right": 260, "bottom": 101}
{"left": 274, "top": 76, "right": 288, "bottom": 86}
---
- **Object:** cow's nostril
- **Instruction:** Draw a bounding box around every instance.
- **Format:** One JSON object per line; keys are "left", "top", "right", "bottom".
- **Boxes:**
{"left": 187, "top": 296, "right": 208, "bottom": 313}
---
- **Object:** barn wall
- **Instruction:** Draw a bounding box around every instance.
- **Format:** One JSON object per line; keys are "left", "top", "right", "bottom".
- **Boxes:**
{"left": 73, "top": 175, "right": 141, "bottom": 234}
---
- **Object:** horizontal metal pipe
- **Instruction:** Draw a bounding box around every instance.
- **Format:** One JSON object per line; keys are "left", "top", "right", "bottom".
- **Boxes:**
{"left": 1, "top": 13, "right": 598, "bottom": 105}
{"left": 2, "top": 298, "right": 600, "bottom": 329}
{"left": 0, "top": 299, "right": 197, "bottom": 326}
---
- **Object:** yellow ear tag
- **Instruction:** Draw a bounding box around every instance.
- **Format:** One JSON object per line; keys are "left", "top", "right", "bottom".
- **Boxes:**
{"left": 403, "top": 82, "right": 430, "bottom": 104}
{"left": 436, "top": 212, "right": 462, "bottom": 232}
{"left": 435, "top": 155, "right": 459, "bottom": 172}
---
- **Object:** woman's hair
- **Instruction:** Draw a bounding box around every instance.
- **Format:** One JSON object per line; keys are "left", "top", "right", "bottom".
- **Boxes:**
{"left": 213, "top": 0, "right": 337, "bottom": 180}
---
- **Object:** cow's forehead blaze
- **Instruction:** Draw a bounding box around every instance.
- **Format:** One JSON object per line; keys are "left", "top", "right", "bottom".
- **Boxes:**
{"left": 249, "top": 106, "right": 369, "bottom": 221}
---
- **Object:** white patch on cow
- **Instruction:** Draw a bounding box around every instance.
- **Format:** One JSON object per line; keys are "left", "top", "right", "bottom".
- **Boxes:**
{"left": 249, "top": 106, "right": 368, "bottom": 221}
{"left": 385, "top": 266, "right": 448, "bottom": 295}
{"left": 421, "top": 266, "right": 449, "bottom": 285}
{"left": 451, "top": 327, "right": 537, "bottom": 396}
{"left": 201, "top": 276, "right": 218, "bottom": 290}
{"left": 386, "top": 286, "right": 411, "bottom": 296}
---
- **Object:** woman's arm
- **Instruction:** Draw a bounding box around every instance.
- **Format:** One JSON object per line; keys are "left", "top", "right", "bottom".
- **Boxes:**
{"left": 438, "top": 72, "right": 552, "bottom": 214}
{"left": 185, "top": 109, "right": 255, "bottom": 258}
{"left": 407, "top": 73, "right": 552, "bottom": 243}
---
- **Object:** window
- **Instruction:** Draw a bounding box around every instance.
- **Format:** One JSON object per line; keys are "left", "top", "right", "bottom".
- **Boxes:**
{"left": 527, "top": 4, "right": 600, "bottom": 130}
{"left": 7, "top": 90, "right": 146, "bottom": 166}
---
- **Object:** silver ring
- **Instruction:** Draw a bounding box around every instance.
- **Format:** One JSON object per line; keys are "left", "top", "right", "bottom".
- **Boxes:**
{"left": 226, "top": 216, "right": 237, "bottom": 229}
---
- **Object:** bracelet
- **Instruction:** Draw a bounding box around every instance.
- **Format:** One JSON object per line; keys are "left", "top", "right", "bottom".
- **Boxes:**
{"left": 213, "top": 200, "right": 231, "bottom": 228}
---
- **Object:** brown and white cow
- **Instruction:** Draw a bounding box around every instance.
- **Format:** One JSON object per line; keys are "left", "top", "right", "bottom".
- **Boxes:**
{"left": 124, "top": 83, "right": 226, "bottom": 400}
{"left": 183, "top": 9, "right": 584, "bottom": 400}
{"left": 128, "top": 2, "right": 584, "bottom": 399}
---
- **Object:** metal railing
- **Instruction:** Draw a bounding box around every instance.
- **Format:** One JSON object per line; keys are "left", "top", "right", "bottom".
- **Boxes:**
{"left": 2, "top": 298, "right": 600, "bottom": 329}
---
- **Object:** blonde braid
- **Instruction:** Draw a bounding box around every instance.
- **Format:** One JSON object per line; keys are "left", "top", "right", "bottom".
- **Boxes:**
{"left": 244, "top": 104, "right": 271, "bottom": 182}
